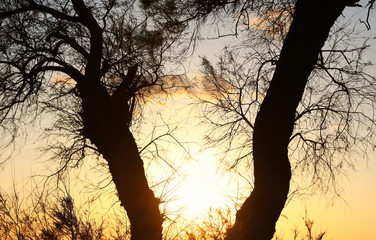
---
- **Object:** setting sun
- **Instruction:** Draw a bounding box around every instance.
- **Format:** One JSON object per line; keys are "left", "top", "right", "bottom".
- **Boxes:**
{"left": 173, "top": 157, "right": 224, "bottom": 219}
{"left": 1, "top": 1, "right": 376, "bottom": 239}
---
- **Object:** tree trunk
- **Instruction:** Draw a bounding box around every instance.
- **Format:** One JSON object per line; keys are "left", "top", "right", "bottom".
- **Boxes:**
{"left": 77, "top": 73, "right": 163, "bottom": 240}
{"left": 226, "top": 1, "right": 354, "bottom": 239}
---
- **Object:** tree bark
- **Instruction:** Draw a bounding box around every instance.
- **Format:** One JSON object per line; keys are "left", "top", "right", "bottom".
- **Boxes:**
{"left": 0, "top": 1, "right": 163, "bottom": 239}
{"left": 77, "top": 70, "right": 163, "bottom": 240}
{"left": 226, "top": 1, "right": 355, "bottom": 239}
{"left": 71, "top": 3, "right": 163, "bottom": 237}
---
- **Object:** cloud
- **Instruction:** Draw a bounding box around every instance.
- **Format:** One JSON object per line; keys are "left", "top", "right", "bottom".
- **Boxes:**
{"left": 249, "top": 7, "right": 293, "bottom": 38}
{"left": 50, "top": 73, "right": 77, "bottom": 86}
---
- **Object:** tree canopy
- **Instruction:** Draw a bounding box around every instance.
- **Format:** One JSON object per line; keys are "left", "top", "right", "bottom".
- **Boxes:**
{"left": 0, "top": 0, "right": 184, "bottom": 239}
{"left": 0, "top": 0, "right": 375, "bottom": 240}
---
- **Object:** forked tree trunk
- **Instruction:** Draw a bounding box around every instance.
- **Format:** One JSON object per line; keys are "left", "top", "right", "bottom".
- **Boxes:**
{"left": 226, "top": 1, "right": 354, "bottom": 239}
{"left": 70, "top": 2, "right": 163, "bottom": 238}
{"left": 77, "top": 69, "right": 163, "bottom": 240}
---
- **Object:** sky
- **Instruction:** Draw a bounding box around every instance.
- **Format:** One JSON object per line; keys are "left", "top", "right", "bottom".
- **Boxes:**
{"left": 1, "top": 2, "right": 376, "bottom": 240}
{"left": 187, "top": 7, "right": 376, "bottom": 239}
{"left": 160, "top": 4, "right": 376, "bottom": 238}
{"left": 2, "top": 85, "right": 375, "bottom": 240}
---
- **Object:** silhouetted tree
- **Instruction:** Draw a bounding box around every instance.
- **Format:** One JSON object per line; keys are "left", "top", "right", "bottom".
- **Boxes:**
{"left": 225, "top": 2, "right": 358, "bottom": 239}
{"left": 143, "top": 0, "right": 376, "bottom": 239}
{"left": 0, "top": 0, "right": 181, "bottom": 239}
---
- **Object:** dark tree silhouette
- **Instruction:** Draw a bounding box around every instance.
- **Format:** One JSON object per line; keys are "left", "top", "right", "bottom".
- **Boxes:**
{"left": 225, "top": 1, "right": 358, "bottom": 239}
{"left": 0, "top": 0, "right": 179, "bottom": 239}
{"left": 143, "top": 0, "right": 375, "bottom": 239}
{"left": 197, "top": 1, "right": 375, "bottom": 192}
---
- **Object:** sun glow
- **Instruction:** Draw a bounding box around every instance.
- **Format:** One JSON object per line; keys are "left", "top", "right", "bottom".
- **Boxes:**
{"left": 171, "top": 154, "right": 227, "bottom": 220}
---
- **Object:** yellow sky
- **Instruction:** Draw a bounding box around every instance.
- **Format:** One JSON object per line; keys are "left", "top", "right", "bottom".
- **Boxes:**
{"left": 1, "top": 4, "right": 376, "bottom": 240}
{"left": 1, "top": 93, "right": 375, "bottom": 239}
{"left": 146, "top": 92, "right": 376, "bottom": 240}
{"left": 275, "top": 154, "right": 376, "bottom": 240}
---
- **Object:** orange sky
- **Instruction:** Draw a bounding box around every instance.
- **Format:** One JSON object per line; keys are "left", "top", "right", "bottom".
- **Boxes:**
{"left": 1, "top": 3, "right": 375, "bottom": 240}
{"left": 1, "top": 96, "right": 375, "bottom": 239}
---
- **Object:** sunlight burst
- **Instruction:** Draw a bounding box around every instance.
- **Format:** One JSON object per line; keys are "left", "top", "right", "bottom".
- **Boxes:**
{"left": 172, "top": 155, "right": 225, "bottom": 219}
